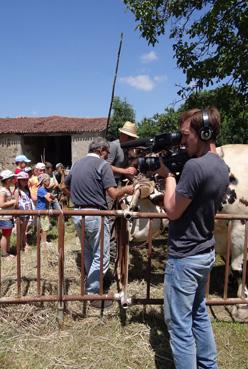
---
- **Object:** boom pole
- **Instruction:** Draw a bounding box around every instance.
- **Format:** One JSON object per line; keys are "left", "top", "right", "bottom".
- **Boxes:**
{"left": 105, "top": 32, "right": 123, "bottom": 138}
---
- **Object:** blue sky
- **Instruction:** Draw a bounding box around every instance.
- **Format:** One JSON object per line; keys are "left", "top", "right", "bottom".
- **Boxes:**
{"left": 0, "top": 0, "right": 185, "bottom": 122}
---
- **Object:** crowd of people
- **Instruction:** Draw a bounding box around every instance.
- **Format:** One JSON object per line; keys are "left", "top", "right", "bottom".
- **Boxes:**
{"left": 0, "top": 158, "right": 66, "bottom": 258}
{"left": 0, "top": 110, "right": 228, "bottom": 368}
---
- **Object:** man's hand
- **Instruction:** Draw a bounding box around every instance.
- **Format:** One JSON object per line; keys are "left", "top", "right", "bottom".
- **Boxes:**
{"left": 124, "top": 167, "right": 137, "bottom": 176}
{"left": 124, "top": 185, "right": 135, "bottom": 196}
{"left": 157, "top": 158, "right": 170, "bottom": 178}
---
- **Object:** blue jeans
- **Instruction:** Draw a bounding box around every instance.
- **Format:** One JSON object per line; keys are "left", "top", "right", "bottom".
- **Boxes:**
{"left": 72, "top": 212, "right": 110, "bottom": 294}
{"left": 164, "top": 251, "right": 218, "bottom": 369}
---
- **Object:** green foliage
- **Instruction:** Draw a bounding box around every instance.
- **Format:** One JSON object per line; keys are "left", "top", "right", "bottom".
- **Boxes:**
{"left": 138, "top": 108, "right": 180, "bottom": 138}
{"left": 123, "top": 0, "right": 248, "bottom": 99}
{"left": 107, "top": 96, "right": 136, "bottom": 141}
{"left": 137, "top": 87, "right": 248, "bottom": 145}
{"left": 183, "top": 86, "right": 248, "bottom": 145}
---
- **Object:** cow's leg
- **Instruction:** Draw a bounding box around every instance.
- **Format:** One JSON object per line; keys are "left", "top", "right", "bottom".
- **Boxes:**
{"left": 230, "top": 221, "right": 248, "bottom": 320}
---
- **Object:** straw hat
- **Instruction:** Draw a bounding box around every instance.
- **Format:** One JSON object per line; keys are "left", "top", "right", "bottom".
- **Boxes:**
{"left": 119, "top": 121, "right": 139, "bottom": 138}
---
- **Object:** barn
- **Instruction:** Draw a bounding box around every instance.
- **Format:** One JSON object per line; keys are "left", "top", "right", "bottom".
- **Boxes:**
{"left": 0, "top": 116, "right": 107, "bottom": 169}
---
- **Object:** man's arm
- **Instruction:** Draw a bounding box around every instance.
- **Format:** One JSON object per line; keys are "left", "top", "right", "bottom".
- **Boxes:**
{"left": 108, "top": 140, "right": 137, "bottom": 177}
{"left": 157, "top": 160, "right": 192, "bottom": 221}
{"left": 164, "top": 176, "right": 191, "bottom": 220}
{"left": 106, "top": 185, "right": 134, "bottom": 201}
{"left": 111, "top": 165, "right": 137, "bottom": 176}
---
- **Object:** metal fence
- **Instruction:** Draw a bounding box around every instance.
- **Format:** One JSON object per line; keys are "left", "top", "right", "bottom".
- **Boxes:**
{"left": 0, "top": 209, "right": 247, "bottom": 319}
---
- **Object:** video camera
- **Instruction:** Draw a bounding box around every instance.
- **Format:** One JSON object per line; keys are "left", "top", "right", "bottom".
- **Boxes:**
{"left": 121, "top": 132, "right": 189, "bottom": 174}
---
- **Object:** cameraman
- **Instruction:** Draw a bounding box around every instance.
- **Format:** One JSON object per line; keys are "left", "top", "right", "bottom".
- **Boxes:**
{"left": 158, "top": 107, "right": 229, "bottom": 369}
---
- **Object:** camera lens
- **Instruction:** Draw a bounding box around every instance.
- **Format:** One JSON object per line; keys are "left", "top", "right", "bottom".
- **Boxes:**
{"left": 137, "top": 157, "right": 160, "bottom": 173}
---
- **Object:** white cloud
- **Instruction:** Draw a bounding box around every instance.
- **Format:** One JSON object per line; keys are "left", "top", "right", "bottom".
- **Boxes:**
{"left": 140, "top": 51, "right": 158, "bottom": 63}
{"left": 119, "top": 74, "right": 167, "bottom": 92}
{"left": 154, "top": 74, "right": 167, "bottom": 83}
{"left": 119, "top": 75, "right": 155, "bottom": 91}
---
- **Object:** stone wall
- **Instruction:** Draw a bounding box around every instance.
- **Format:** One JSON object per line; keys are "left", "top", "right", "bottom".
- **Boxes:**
{"left": 0, "top": 135, "right": 22, "bottom": 170}
{"left": 71, "top": 132, "right": 101, "bottom": 163}
{"left": 0, "top": 132, "right": 105, "bottom": 170}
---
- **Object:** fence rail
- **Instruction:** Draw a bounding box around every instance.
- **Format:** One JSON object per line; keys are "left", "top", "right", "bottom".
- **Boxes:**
{"left": 0, "top": 209, "right": 247, "bottom": 319}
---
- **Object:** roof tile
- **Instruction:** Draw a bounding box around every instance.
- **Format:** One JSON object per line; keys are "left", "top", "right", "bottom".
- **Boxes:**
{"left": 0, "top": 116, "right": 107, "bottom": 134}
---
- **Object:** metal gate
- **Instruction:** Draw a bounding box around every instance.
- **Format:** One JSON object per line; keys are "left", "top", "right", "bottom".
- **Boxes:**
{"left": 0, "top": 210, "right": 247, "bottom": 319}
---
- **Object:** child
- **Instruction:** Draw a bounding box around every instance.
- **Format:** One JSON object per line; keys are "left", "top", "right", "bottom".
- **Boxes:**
{"left": 28, "top": 162, "right": 46, "bottom": 206}
{"left": 0, "top": 170, "right": 19, "bottom": 258}
{"left": 45, "top": 162, "right": 61, "bottom": 210}
{"left": 36, "top": 173, "right": 55, "bottom": 246}
{"left": 16, "top": 171, "right": 34, "bottom": 251}
{"left": 14, "top": 155, "right": 31, "bottom": 174}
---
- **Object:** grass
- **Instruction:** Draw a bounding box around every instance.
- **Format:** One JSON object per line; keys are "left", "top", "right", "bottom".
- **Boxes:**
{"left": 0, "top": 218, "right": 247, "bottom": 369}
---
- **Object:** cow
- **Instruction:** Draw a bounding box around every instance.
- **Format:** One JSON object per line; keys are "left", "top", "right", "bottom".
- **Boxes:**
{"left": 215, "top": 145, "right": 248, "bottom": 319}
{"left": 119, "top": 175, "right": 168, "bottom": 242}
{"left": 121, "top": 144, "right": 248, "bottom": 319}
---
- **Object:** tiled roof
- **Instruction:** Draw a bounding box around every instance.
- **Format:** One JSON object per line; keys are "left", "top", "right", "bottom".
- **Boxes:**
{"left": 0, "top": 116, "right": 107, "bottom": 134}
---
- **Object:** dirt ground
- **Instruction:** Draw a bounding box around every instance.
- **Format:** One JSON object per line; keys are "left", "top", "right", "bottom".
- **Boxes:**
{"left": 0, "top": 219, "right": 247, "bottom": 369}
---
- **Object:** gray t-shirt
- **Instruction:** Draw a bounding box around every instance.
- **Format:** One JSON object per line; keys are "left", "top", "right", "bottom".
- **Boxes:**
{"left": 65, "top": 155, "right": 116, "bottom": 210}
{"left": 168, "top": 152, "right": 229, "bottom": 258}
{"left": 108, "top": 139, "right": 127, "bottom": 181}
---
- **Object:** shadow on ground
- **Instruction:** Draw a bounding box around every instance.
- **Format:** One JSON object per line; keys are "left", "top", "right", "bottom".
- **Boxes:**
{"left": 129, "top": 307, "right": 175, "bottom": 369}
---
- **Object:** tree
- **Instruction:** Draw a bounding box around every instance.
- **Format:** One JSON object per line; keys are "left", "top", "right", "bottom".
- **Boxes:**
{"left": 183, "top": 86, "right": 248, "bottom": 145}
{"left": 106, "top": 96, "right": 136, "bottom": 141}
{"left": 138, "top": 108, "right": 180, "bottom": 138}
{"left": 138, "top": 87, "right": 248, "bottom": 145}
{"left": 123, "top": 0, "right": 248, "bottom": 99}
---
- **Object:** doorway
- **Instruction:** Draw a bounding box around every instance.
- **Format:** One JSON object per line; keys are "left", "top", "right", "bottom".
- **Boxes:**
{"left": 22, "top": 135, "right": 72, "bottom": 168}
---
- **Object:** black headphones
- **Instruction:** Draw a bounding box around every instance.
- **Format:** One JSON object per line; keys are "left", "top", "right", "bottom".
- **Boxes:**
{"left": 198, "top": 110, "right": 213, "bottom": 141}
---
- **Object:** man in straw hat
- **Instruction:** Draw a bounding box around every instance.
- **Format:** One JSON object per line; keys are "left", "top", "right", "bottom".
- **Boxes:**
{"left": 108, "top": 121, "right": 138, "bottom": 184}
{"left": 107, "top": 121, "right": 139, "bottom": 263}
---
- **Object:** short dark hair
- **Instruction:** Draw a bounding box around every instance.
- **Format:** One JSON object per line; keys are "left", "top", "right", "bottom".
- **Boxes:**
{"left": 88, "top": 137, "right": 110, "bottom": 153}
{"left": 179, "top": 107, "right": 221, "bottom": 139}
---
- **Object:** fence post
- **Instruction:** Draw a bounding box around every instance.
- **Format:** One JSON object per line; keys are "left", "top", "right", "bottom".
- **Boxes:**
{"left": 57, "top": 213, "right": 65, "bottom": 325}
{"left": 120, "top": 216, "right": 130, "bottom": 308}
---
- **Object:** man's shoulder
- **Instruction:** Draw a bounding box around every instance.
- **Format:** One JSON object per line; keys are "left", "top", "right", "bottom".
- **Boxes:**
{"left": 110, "top": 139, "right": 120, "bottom": 146}
{"left": 183, "top": 157, "right": 202, "bottom": 172}
{"left": 185, "top": 153, "right": 220, "bottom": 169}
{"left": 72, "top": 156, "right": 97, "bottom": 169}
{"left": 109, "top": 139, "right": 121, "bottom": 151}
{"left": 72, "top": 156, "right": 109, "bottom": 174}
{"left": 184, "top": 153, "right": 229, "bottom": 181}
{"left": 198, "top": 152, "right": 229, "bottom": 171}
